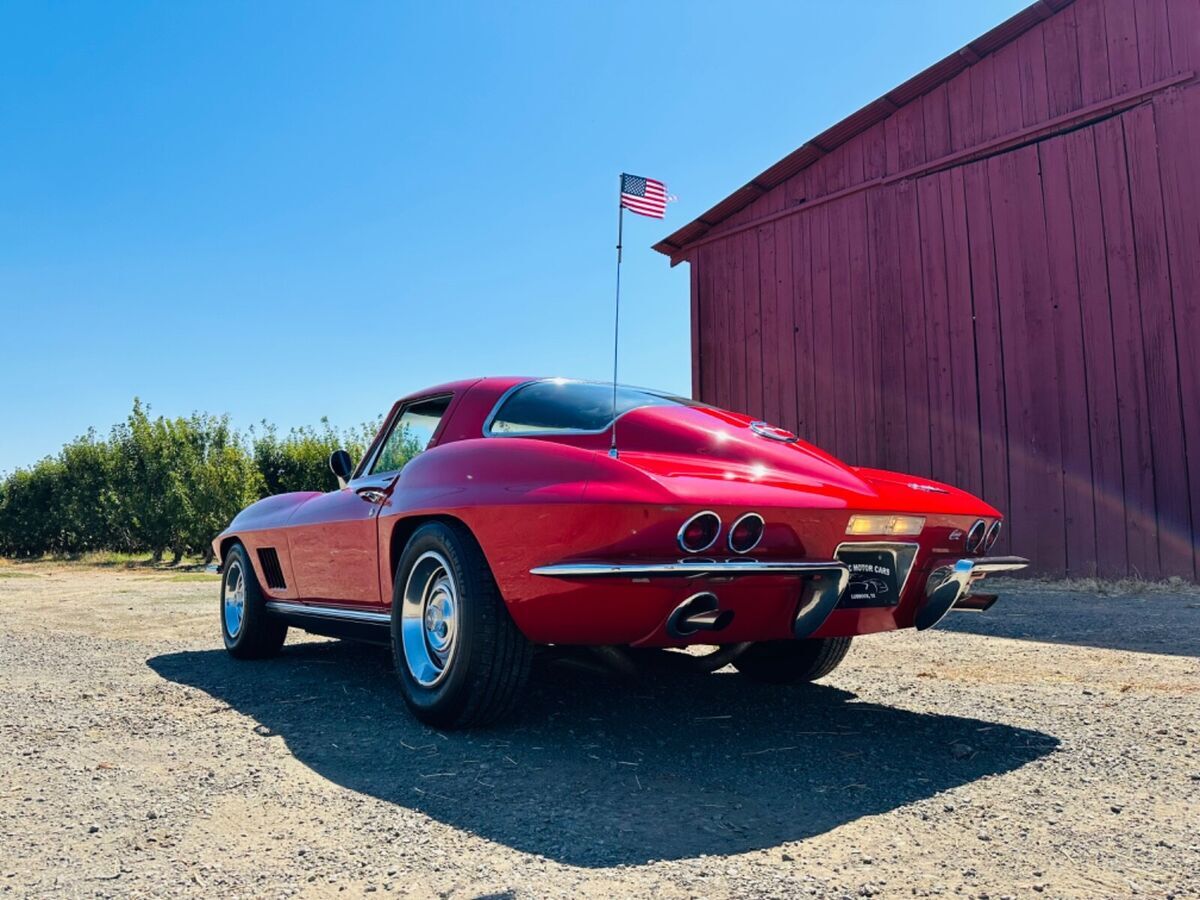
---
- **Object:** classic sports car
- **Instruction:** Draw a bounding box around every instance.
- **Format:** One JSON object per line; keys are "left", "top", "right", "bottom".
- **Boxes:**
{"left": 214, "top": 377, "right": 1027, "bottom": 727}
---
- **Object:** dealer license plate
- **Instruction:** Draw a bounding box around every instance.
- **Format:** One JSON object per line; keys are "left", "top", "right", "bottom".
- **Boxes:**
{"left": 836, "top": 545, "right": 908, "bottom": 608}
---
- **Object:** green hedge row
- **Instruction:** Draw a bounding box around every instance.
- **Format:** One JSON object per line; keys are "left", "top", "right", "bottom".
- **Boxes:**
{"left": 0, "top": 400, "right": 379, "bottom": 563}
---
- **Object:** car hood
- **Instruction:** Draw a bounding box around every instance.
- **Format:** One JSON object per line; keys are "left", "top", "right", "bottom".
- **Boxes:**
{"left": 587, "top": 405, "right": 993, "bottom": 514}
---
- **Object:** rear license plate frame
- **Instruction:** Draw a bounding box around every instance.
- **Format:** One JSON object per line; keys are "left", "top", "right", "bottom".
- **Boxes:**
{"left": 834, "top": 542, "right": 920, "bottom": 609}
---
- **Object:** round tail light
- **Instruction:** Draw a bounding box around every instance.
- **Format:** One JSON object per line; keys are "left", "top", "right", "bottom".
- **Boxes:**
{"left": 678, "top": 511, "right": 721, "bottom": 554}
{"left": 984, "top": 520, "right": 1002, "bottom": 552}
{"left": 727, "top": 512, "right": 765, "bottom": 554}
{"left": 965, "top": 519, "right": 987, "bottom": 553}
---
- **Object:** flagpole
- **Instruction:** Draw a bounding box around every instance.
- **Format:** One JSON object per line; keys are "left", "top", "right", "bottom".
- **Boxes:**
{"left": 610, "top": 175, "right": 624, "bottom": 459}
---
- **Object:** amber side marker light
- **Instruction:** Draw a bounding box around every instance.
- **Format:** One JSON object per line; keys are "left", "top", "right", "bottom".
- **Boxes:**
{"left": 845, "top": 514, "right": 925, "bottom": 536}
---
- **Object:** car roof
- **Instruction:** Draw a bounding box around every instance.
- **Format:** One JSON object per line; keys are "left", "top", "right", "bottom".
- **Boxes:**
{"left": 396, "top": 376, "right": 532, "bottom": 405}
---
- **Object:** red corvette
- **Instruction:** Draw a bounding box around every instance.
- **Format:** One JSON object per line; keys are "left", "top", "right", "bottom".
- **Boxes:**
{"left": 213, "top": 377, "right": 1027, "bottom": 727}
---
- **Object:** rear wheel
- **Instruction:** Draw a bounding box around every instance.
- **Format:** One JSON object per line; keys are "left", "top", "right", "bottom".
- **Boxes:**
{"left": 391, "top": 521, "right": 533, "bottom": 728}
{"left": 221, "top": 543, "right": 288, "bottom": 659}
{"left": 732, "top": 637, "right": 852, "bottom": 684}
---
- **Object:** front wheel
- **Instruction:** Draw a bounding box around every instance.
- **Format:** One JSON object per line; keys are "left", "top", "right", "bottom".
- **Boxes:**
{"left": 391, "top": 521, "right": 533, "bottom": 728}
{"left": 732, "top": 637, "right": 852, "bottom": 684}
{"left": 221, "top": 543, "right": 288, "bottom": 659}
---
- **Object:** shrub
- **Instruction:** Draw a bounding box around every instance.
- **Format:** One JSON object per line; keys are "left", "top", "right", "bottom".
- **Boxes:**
{"left": 251, "top": 418, "right": 375, "bottom": 496}
{"left": 0, "top": 458, "right": 66, "bottom": 557}
{"left": 0, "top": 400, "right": 382, "bottom": 562}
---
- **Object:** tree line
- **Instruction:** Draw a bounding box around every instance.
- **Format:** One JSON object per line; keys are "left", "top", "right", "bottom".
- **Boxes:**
{"left": 0, "top": 400, "right": 380, "bottom": 563}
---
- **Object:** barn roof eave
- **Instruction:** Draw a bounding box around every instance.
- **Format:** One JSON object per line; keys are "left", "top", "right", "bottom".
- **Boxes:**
{"left": 653, "top": 0, "right": 1073, "bottom": 261}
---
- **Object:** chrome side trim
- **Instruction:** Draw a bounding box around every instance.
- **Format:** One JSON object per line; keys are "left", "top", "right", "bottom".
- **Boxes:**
{"left": 530, "top": 560, "right": 850, "bottom": 579}
{"left": 265, "top": 601, "right": 390, "bottom": 625}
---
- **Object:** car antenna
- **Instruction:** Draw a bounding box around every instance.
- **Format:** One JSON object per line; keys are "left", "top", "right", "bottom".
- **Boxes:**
{"left": 610, "top": 176, "right": 623, "bottom": 459}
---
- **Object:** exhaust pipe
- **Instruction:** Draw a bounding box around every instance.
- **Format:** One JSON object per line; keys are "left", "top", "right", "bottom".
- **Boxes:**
{"left": 916, "top": 560, "right": 975, "bottom": 630}
{"left": 793, "top": 568, "right": 850, "bottom": 639}
{"left": 918, "top": 555, "right": 1029, "bottom": 629}
{"left": 680, "top": 608, "right": 734, "bottom": 631}
{"left": 667, "top": 592, "right": 734, "bottom": 638}
{"left": 953, "top": 592, "right": 998, "bottom": 613}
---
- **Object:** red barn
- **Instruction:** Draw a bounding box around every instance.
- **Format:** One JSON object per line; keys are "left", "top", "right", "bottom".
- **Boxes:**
{"left": 656, "top": 0, "right": 1199, "bottom": 579}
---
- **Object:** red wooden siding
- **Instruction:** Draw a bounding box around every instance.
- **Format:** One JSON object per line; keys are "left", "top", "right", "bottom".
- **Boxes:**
{"left": 679, "top": 0, "right": 1199, "bottom": 578}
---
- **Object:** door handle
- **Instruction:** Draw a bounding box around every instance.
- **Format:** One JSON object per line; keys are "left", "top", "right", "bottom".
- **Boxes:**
{"left": 356, "top": 488, "right": 387, "bottom": 504}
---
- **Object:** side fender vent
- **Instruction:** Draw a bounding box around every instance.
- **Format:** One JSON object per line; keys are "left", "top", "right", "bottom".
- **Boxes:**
{"left": 257, "top": 548, "right": 287, "bottom": 590}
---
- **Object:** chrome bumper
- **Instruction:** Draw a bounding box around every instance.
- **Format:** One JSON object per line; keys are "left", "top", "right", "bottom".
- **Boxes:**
{"left": 916, "top": 555, "right": 1029, "bottom": 630}
{"left": 529, "top": 559, "right": 850, "bottom": 579}
{"left": 532, "top": 554, "right": 1027, "bottom": 637}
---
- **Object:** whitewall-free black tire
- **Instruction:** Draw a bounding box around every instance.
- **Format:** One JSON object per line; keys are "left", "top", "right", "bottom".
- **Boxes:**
{"left": 391, "top": 521, "right": 533, "bottom": 728}
{"left": 732, "top": 637, "right": 852, "bottom": 684}
{"left": 221, "top": 543, "right": 288, "bottom": 659}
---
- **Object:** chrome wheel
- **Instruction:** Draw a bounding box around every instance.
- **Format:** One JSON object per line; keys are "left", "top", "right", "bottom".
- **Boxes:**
{"left": 401, "top": 551, "right": 459, "bottom": 687}
{"left": 223, "top": 559, "right": 246, "bottom": 638}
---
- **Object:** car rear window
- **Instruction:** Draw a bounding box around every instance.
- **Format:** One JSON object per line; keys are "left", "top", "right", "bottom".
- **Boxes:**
{"left": 487, "top": 380, "right": 697, "bottom": 435}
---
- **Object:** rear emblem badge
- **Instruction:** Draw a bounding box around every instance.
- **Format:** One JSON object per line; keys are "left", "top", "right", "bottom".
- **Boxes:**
{"left": 948, "top": 529, "right": 964, "bottom": 541}
{"left": 749, "top": 421, "right": 799, "bottom": 443}
{"left": 907, "top": 482, "right": 949, "bottom": 494}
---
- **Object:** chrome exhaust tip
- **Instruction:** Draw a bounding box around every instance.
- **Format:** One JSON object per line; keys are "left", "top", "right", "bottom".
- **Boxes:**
{"left": 916, "top": 560, "right": 976, "bottom": 630}
{"left": 917, "top": 556, "right": 1029, "bottom": 629}
{"left": 793, "top": 568, "right": 850, "bottom": 639}
{"left": 667, "top": 592, "right": 734, "bottom": 638}
{"left": 953, "top": 592, "right": 998, "bottom": 612}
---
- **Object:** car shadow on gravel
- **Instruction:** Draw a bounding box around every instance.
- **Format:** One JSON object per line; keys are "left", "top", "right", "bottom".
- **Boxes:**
{"left": 149, "top": 641, "right": 1058, "bottom": 868}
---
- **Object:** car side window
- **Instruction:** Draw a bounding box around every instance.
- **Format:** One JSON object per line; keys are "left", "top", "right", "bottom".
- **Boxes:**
{"left": 369, "top": 395, "right": 452, "bottom": 476}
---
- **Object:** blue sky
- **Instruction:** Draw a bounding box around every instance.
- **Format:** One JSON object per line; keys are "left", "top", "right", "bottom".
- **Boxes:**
{"left": 0, "top": 0, "right": 1028, "bottom": 474}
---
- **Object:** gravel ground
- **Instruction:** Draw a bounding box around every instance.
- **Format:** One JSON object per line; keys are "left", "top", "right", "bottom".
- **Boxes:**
{"left": 1, "top": 563, "right": 1198, "bottom": 899}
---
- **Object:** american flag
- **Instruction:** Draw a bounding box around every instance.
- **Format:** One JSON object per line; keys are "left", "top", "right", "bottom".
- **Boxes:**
{"left": 620, "top": 173, "right": 668, "bottom": 219}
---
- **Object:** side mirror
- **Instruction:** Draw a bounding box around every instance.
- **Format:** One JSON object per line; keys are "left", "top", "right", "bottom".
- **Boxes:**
{"left": 329, "top": 449, "right": 354, "bottom": 489}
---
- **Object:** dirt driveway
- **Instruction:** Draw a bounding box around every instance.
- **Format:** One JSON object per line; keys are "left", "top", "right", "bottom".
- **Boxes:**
{"left": 1, "top": 564, "right": 1197, "bottom": 898}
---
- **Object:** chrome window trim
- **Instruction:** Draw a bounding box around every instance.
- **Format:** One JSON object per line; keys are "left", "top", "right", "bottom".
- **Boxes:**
{"left": 727, "top": 512, "right": 765, "bottom": 554}
{"left": 530, "top": 559, "right": 850, "bottom": 578}
{"left": 481, "top": 378, "right": 703, "bottom": 439}
{"left": 360, "top": 392, "right": 454, "bottom": 479}
{"left": 265, "top": 600, "right": 390, "bottom": 625}
{"left": 678, "top": 510, "right": 722, "bottom": 554}
{"left": 352, "top": 403, "right": 403, "bottom": 481}
{"left": 834, "top": 540, "right": 921, "bottom": 603}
